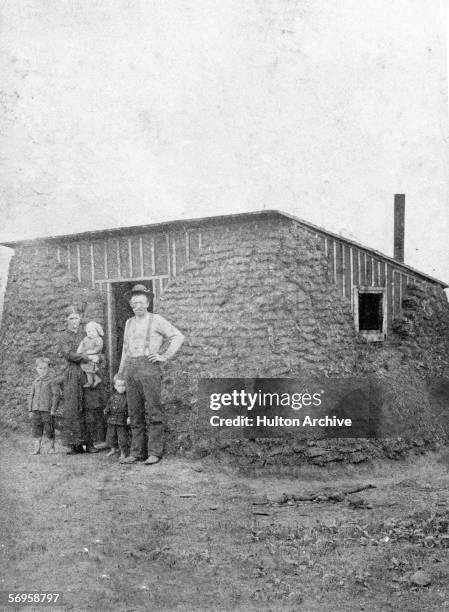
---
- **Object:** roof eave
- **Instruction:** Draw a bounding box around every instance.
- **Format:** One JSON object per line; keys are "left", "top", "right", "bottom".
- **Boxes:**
{"left": 1, "top": 209, "right": 447, "bottom": 288}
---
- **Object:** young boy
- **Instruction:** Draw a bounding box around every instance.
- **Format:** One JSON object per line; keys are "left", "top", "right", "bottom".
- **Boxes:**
{"left": 28, "top": 357, "right": 60, "bottom": 454}
{"left": 104, "top": 376, "right": 129, "bottom": 460}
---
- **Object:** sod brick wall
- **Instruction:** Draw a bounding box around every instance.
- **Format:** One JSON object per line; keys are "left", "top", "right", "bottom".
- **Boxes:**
{"left": 0, "top": 245, "right": 105, "bottom": 428}
{"left": 1, "top": 217, "right": 448, "bottom": 465}
{"left": 157, "top": 218, "right": 449, "bottom": 463}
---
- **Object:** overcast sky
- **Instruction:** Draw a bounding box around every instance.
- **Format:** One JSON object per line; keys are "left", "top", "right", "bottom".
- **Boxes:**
{"left": 1, "top": 0, "right": 448, "bottom": 281}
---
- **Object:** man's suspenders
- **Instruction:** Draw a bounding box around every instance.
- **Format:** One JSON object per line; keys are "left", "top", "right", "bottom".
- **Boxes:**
{"left": 144, "top": 313, "right": 154, "bottom": 355}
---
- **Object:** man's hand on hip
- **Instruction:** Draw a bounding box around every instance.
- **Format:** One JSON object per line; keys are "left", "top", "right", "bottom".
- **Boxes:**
{"left": 147, "top": 353, "right": 167, "bottom": 363}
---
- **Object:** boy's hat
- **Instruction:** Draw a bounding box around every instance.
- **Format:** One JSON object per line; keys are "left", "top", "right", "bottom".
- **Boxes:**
{"left": 36, "top": 357, "right": 50, "bottom": 367}
{"left": 124, "top": 284, "right": 153, "bottom": 301}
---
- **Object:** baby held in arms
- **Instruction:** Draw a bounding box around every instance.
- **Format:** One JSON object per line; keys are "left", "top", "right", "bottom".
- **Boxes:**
{"left": 77, "top": 321, "right": 104, "bottom": 388}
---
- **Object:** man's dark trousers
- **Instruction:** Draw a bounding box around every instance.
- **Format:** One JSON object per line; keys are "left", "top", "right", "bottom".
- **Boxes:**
{"left": 124, "top": 357, "right": 164, "bottom": 458}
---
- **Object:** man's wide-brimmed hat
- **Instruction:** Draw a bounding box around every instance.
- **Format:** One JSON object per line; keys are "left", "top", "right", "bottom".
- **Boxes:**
{"left": 124, "top": 284, "right": 154, "bottom": 301}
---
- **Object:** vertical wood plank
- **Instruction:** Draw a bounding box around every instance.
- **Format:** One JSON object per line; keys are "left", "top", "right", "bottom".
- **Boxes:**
{"left": 90, "top": 244, "right": 95, "bottom": 287}
{"left": 352, "top": 247, "right": 359, "bottom": 288}
{"left": 357, "top": 250, "right": 361, "bottom": 285}
{"left": 151, "top": 236, "right": 156, "bottom": 275}
{"left": 392, "top": 270, "right": 396, "bottom": 318}
{"left": 341, "top": 244, "right": 345, "bottom": 297}
{"left": 56, "top": 246, "right": 61, "bottom": 264}
{"left": 349, "top": 247, "right": 354, "bottom": 309}
{"left": 332, "top": 240, "right": 337, "bottom": 284}
{"left": 67, "top": 245, "right": 71, "bottom": 273}
{"left": 139, "top": 236, "right": 144, "bottom": 277}
{"left": 386, "top": 263, "right": 392, "bottom": 333}
{"left": 104, "top": 240, "right": 109, "bottom": 279}
{"left": 166, "top": 234, "right": 171, "bottom": 277}
{"left": 401, "top": 274, "right": 407, "bottom": 309}
{"left": 76, "top": 243, "right": 81, "bottom": 282}
{"left": 116, "top": 239, "right": 121, "bottom": 278}
{"left": 92, "top": 241, "right": 104, "bottom": 280}
{"left": 171, "top": 233, "right": 177, "bottom": 276}
{"left": 128, "top": 238, "right": 133, "bottom": 278}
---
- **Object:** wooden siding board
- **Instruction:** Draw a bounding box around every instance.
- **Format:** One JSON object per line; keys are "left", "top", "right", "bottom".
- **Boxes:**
{"left": 139, "top": 236, "right": 144, "bottom": 276}
{"left": 378, "top": 260, "right": 385, "bottom": 287}
{"left": 333, "top": 240, "right": 337, "bottom": 283}
{"left": 174, "top": 232, "right": 187, "bottom": 275}
{"left": 393, "top": 270, "right": 401, "bottom": 317}
{"left": 141, "top": 235, "right": 153, "bottom": 277}
{"left": 169, "top": 233, "right": 175, "bottom": 276}
{"left": 372, "top": 259, "right": 379, "bottom": 286}
{"left": 106, "top": 239, "right": 118, "bottom": 279}
{"left": 401, "top": 274, "right": 407, "bottom": 309}
{"left": 325, "top": 238, "right": 333, "bottom": 281}
{"left": 166, "top": 234, "right": 171, "bottom": 277}
{"left": 79, "top": 242, "right": 92, "bottom": 286}
{"left": 92, "top": 241, "right": 104, "bottom": 281}
{"left": 57, "top": 244, "right": 67, "bottom": 268}
{"left": 336, "top": 242, "right": 343, "bottom": 291}
{"left": 130, "top": 237, "right": 141, "bottom": 279}
{"left": 90, "top": 244, "right": 95, "bottom": 287}
{"left": 362, "top": 252, "right": 368, "bottom": 286}
{"left": 154, "top": 234, "right": 169, "bottom": 275}
{"left": 386, "top": 264, "right": 393, "bottom": 332}
{"left": 68, "top": 244, "right": 77, "bottom": 277}
{"left": 344, "top": 245, "right": 352, "bottom": 298}
{"left": 118, "top": 237, "right": 130, "bottom": 279}
{"left": 352, "top": 248, "right": 359, "bottom": 287}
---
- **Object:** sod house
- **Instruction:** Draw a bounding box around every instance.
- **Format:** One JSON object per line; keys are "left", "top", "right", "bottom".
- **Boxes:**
{"left": 1, "top": 206, "right": 448, "bottom": 464}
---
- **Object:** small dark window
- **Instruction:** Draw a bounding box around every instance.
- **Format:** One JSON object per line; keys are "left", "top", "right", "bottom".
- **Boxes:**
{"left": 358, "top": 292, "right": 383, "bottom": 331}
{"left": 354, "top": 287, "right": 386, "bottom": 341}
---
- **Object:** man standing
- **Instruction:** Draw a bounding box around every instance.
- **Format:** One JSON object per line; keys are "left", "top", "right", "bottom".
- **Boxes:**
{"left": 118, "top": 284, "right": 184, "bottom": 465}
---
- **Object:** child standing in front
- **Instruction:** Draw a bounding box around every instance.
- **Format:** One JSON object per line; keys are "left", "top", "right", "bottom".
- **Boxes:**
{"left": 77, "top": 321, "right": 104, "bottom": 388}
{"left": 28, "top": 357, "right": 60, "bottom": 454}
{"left": 104, "top": 376, "right": 129, "bottom": 460}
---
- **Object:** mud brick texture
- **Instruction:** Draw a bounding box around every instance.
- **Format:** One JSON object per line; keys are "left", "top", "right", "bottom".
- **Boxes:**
{"left": 0, "top": 245, "right": 105, "bottom": 429}
{"left": 1, "top": 217, "right": 449, "bottom": 465}
{"left": 158, "top": 219, "right": 449, "bottom": 463}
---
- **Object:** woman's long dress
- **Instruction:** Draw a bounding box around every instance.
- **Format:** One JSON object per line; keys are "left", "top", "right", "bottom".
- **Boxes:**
{"left": 58, "top": 329, "right": 88, "bottom": 447}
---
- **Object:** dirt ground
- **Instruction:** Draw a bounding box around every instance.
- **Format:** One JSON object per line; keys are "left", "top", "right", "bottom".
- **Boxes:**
{"left": 0, "top": 431, "right": 448, "bottom": 612}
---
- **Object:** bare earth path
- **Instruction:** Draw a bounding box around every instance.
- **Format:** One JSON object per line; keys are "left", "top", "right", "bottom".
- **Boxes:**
{"left": 0, "top": 430, "right": 448, "bottom": 612}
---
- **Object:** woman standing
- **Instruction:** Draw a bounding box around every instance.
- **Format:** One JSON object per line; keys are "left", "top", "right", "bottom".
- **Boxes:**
{"left": 58, "top": 308, "right": 100, "bottom": 454}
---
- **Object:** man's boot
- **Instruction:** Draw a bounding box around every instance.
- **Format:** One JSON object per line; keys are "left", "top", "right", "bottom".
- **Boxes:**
{"left": 47, "top": 439, "right": 55, "bottom": 454}
{"left": 31, "top": 438, "right": 41, "bottom": 455}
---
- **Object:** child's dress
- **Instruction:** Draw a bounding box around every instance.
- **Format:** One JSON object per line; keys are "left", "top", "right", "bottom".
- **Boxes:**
{"left": 77, "top": 336, "right": 103, "bottom": 384}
